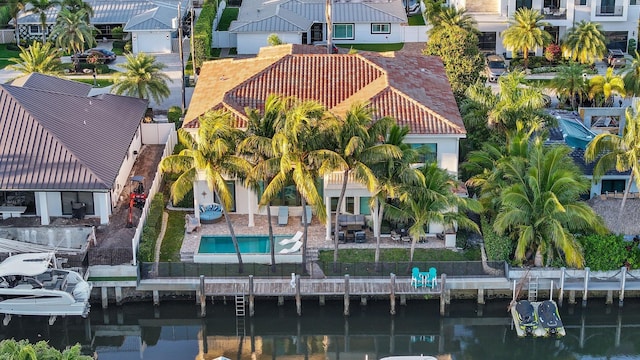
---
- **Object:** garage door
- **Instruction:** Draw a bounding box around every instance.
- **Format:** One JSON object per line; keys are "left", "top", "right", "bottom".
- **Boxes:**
{"left": 134, "top": 32, "right": 171, "bottom": 53}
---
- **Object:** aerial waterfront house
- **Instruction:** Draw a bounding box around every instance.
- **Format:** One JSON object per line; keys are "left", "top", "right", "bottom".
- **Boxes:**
{"left": 183, "top": 44, "right": 466, "bottom": 243}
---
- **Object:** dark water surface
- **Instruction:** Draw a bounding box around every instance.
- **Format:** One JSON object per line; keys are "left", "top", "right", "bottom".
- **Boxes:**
{"left": 2, "top": 298, "right": 640, "bottom": 360}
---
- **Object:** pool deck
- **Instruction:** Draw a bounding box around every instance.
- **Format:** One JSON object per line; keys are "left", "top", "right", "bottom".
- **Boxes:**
{"left": 181, "top": 214, "right": 446, "bottom": 261}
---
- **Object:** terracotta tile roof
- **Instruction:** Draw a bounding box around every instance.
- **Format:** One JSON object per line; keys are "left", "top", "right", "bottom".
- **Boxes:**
{"left": 184, "top": 45, "right": 465, "bottom": 136}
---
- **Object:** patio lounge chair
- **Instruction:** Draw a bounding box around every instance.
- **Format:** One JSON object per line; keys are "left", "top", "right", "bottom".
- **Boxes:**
{"left": 279, "top": 240, "right": 303, "bottom": 254}
{"left": 279, "top": 231, "right": 303, "bottom": 245}
{"left": 411, "top": 267, "right": 423, "bottom": 288}
{"left": 426, "top": 267, "right": 437, "bottom": 288}
{"left": 301, "top": 205, "right": 312, "bottom": 225}
{"left": 278, "top": 206, "right": 289, "bottom": 226}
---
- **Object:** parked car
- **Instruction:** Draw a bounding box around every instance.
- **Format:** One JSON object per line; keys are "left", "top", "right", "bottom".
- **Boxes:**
{"left": 313, "top": 41, "right": 339, "bottom": 54}
{"left": 485, "top": 54, "right": 507, "bottom": 82}
{"left": 606, "top": 49, "right": 626, "bottom": 68}
{"left": 71, "top": 48, "right": 117, "bottom": 64}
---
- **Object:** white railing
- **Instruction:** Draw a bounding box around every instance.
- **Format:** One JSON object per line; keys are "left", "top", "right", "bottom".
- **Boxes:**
{"left": 131, "top": 129, "right": 178, "bottom": 265}
{"left": 0, "top": 30, "right": 15, "bottom": 44}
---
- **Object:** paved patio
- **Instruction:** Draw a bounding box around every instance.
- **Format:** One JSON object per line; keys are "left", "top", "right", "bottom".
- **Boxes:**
{"left": 181, "top": 213, "right": 446, "bottom": 259}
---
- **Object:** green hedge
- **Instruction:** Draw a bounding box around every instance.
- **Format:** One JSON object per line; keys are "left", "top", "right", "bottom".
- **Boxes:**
{"left": 579, "top": 234, "right": 640, "bottom": 271}
{"left": 481, "top": 216, "right": 514, "bottom": 262}
{"left": 138, "top": 193, "right": 165, "bottom": 262}
{"left": 193, "top": 0, "right": 217, "bottom": 69}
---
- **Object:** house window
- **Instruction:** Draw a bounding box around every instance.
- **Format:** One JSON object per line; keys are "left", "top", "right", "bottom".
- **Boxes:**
{"left": 61, "top": 192, "right": 95, "bottom": 215}
{"left": 0, "top": 191, "right": 36, "bottom": 215}
{"left": 346, "top": 197, "right": 355, "bottom": 214}
{"left": 601, "top": 179, "right": 626, "bottom": 194}
{"left": 411, "top": 143, "right": 437, "bottom": 163}
{"left": 478, "top": 32, "right": 497, "bottom": 51}
{"left": 333, "top": 24, "right": 354, "bottom": 40}
{"left": 213, "top": 181, "right": 236, "bottom": 212}
{"left": 29, "top": 25, "right": 42, "bottom": 34}
{"left": 359, "top": 197, "right": 371, "bottom": 215}
{"left": 575, "top": 0, "right": 587, "bottom": 5}
{"left": 516, "top": 0, "right": 532, "bottom": 10}
{"left": 371, "top": 23, "right": 390, "bottom": 34}
{"left": 632, "top": 0, "right": 638, "bottom": 5}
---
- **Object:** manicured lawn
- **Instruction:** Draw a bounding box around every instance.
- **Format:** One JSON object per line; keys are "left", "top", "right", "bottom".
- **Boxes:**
{"left": 217, "top": 7, "right": 239, "bottom": 31}
{"left": 159, "top": 211, "right": 186, "bottom": 262}
{"left": 408, "top": 15, "right": 426, "bottom": 25}
{"left": 0, "top": 44, "right": 20, "bottom": 69}
{"left": 337, "top": 43, "right": 404, "bottom": 52}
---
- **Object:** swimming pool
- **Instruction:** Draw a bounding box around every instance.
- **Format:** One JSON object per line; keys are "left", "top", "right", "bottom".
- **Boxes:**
{"left": 193, "top": 234, "right": 303, "bottom": 264}
{"left": 559, "top": 117, "right": 596, "bottom": 149}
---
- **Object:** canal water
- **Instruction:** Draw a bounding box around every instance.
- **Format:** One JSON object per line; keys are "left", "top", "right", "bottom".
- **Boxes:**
{"left": 1, "top": 298, "right": 640, "bottom": 360}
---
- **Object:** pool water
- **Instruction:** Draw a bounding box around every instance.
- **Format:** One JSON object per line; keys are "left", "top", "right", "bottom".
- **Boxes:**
{"left": 559, "top": 118, "right": 596, "bottom": 149}
{"left": 198, "top": 235, "right": 288, "bottom": 254}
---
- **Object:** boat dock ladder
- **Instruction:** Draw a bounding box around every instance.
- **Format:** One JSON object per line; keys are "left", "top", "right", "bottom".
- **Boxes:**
{"left": 235, "top": 294, "right": 246, "bottom": 336}
{"left": 528, "top": 277, "right": 539, "bottom": 302}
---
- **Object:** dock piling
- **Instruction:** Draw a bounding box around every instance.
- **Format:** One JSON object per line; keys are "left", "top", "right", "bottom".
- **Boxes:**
{"left": 582, "top": 267, "right": 590, "bottom": 307}
{"left": 295, "top": 274, "right": 301, "bottom": 316}
{"left": 344, "top": 274, "right": 350, "bottom": 316}
{"left": 101, "top": 287, "right": 108, "bottom": 309}
{"left": 477, "top": 288, "right": 485, "bottom": 304}
{"left": 440, "top": 274, "right": 447, "bottom": 316}
{"left": 620, "top": 266, "right": 627, "bottom": 307}
{"left": 153, "top": 290, "right": 159, "bottom": 306}
{"left": 199, "top": 275, "right": 206, "bottom": 317}
{"left": 249, "top": 275, "right": 254, "bottom": 317}
{"left": 558, "top": 267, "right": 566, "bottom": 307}
{"left": 390, "top": 273, "right": 396, "bottom": 315}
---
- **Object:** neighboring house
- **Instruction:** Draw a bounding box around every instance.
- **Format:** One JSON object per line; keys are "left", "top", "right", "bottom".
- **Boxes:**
{"left": 14, "top": 0, "right": 189, "bottom": 54}
{"left": 449, "top": 0, "right": 638, "bottom": 56}
{"left": 229, "top": 0, "right": 408, "bottom": 54}
{"left": 183, "top": 44, "right": 466, "bottom": 240}
{"left": 0, "top": 73, "right": 148, "bottom": 225}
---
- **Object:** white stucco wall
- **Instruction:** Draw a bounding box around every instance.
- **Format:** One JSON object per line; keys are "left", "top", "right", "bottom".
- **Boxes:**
{"left": 332, "top": 23, "right": 404, "bottom": 45}
{"left": 110, "top": 126, "right": 143, "bottom": 209}
{"left": 132, "top": 31, "right": 173, "bottom": 54}
{"left": 404, "top": 135, "right": 462, "bottom": 175}
{"left": 236, "top": 32, "right": 302, "bottom": 54}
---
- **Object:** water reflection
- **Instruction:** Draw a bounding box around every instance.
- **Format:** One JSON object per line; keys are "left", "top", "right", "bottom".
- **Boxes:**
{"left": 1, "top": 299, "right": 640, "bottom": 359}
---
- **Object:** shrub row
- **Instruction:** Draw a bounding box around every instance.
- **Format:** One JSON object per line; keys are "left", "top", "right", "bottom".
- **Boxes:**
{"left": 579, "top": 234, "right": 640, "bottom": 271}
{"left": 193, "top": 0, "right": 218, "bottom": 69}
{"left": 481, "top": 216, "right": 513, "bottom": 263}
{"left": 138, "top": 193, "right": 165, "bottom": 262}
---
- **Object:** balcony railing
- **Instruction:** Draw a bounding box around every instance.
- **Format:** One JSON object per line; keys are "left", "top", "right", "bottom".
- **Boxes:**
{"left": 541, "top": 7, "right": 567, "bottom": 19}
{"left": 595, "top": 5, "right": 623, "bottom": 16}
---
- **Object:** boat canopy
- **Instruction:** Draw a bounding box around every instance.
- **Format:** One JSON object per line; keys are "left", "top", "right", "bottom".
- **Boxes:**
{"left": 0, "top": 252, "right": 54, "bottom": 277}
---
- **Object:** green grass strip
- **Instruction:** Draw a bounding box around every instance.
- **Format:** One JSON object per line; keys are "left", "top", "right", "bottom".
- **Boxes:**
{"left": 217, "top": 7, "right": 239, "bottom": 31}
{"left": 319, "top": 248, "right": 480, "bottom": 263}
{"left": 159, "top": 211, "right": 186, "bottom": 262}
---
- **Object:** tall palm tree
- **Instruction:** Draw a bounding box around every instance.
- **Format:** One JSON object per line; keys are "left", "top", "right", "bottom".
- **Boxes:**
{"left": 331, "top": 103, "right": 399, "bottom": 269}
{"left": 550, "top": 62, "right": 589, "bottom": 110}
{"left": 369, "top": 125, "right": 421, "bottom": 268}
{"left": 8, "top": 40, "right": 61, "bottom": 74}
{"left": 60, "top": 0, "right": 93, "bottom": 21}
{"left": 49, "top": 8, "right": 96, "bottom": 56}
{"left": 160, "top": 110, "right": 251, "bottom": 273}
{"left": 501, "top": 8, "right": 551, "bottom": 69}
{"left": 239, "top": 94, "right": 287, "bottom": 271}
{"left": 112, "top": 53, "right": 171, "bottom": 104}
{"left": 561, "top": 21, "right": 607, "bottom": 65}
{"left": 585, "top": 104, "right": 640, "bottom": 216}
{"left": 264, "top": 99, "right": 342, "bottom": 272}
{"left": 386, "top": 162, "right": 481, "bottom": 267}
{"left": 428, "top": 5, "right": 478, "bottom": 34}
{"left": 27, "top": 0, "right": 59, "bottom": 43}
{"left": 621, "top": 51, "right": 640, "bottom": 97}
{"left": 589, "top": 67, "right": 626, "bottom": 107}
{"left": 493, "top": 132, "right": 607, "bottom": 268}
{"left": 7, "top": 0, "right": 26, "bottom": 45}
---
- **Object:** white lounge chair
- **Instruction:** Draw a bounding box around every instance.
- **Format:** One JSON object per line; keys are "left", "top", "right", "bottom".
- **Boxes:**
{"left": 278, "top": 231, "right": 303, "bottom": 245}
{"left": 279, "top": 240, "right": 303, "bottom": 254}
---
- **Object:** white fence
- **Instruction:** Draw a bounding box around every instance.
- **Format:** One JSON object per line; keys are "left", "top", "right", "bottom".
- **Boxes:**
{"left": 403, "top": 25, "right": 429, "bottom": 43}
{"left": 141, "top": 122, "right": 176, "bottom": 144}
{"left": 0, "top": 29, "right": 15, "bottom": 44}
{"left": 213, "top": 31, "right": 237, "bottom": 48}
{"left": 131, "top": 128, "right": 178, "bottom": 265}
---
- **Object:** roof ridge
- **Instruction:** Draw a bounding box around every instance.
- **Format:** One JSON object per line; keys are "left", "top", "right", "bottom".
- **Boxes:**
{"left": 386, "top": 86, "right": 465, "bottom": 133}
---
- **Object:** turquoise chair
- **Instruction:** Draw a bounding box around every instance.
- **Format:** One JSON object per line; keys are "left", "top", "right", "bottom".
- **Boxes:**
{"left": 427, "top": 267, "right": 437, "bottom": 288}
{"left": 411, "top": 267, "right": 422, "bottom": 288}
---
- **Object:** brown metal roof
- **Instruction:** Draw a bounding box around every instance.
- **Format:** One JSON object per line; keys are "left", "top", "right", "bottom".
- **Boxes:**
{"left": 183, "top": 45, "right": 465, "bottom": 135}
{"left": 11, "top": 73, "right": 92, "bottom": 96}
{"left": 0, "top": 82, "right": 148, "bottom": 191}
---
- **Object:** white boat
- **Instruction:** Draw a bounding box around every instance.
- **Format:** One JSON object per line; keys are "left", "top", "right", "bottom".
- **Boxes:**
{"left": 379, "top": 356, "right": 438, "bottom": 360}
{"left": 0, "top": 252, "right": 92, "bottom": 318}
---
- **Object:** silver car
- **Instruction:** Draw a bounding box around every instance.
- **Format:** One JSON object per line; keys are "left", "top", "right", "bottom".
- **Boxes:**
{"left": 485, "top": 54, "right": 507, "bottom": 82}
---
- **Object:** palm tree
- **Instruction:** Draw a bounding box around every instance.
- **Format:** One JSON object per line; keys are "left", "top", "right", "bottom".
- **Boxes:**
{"left": 7, "top": 0, "right": 26, "bottom": 45}
{"left": 112, "top": 53, "right": 171, "bottom": 104}
{"left": 428, "top": 5, "right": 477, "bottom": 34}
{"left": 369, "top": 125, "right": 421, "bottom": 268}
{"left": 239, "top": 94, "right": 287, "bottom": 271}
{"left": 424, "top": 0, "right": 446, "bottom": 25}
{"left": 493, "top": 132, "right": 607, "bottom": 268}
{"left": 561, "top": 21, "right": 607, "bottom": 65}
{"left": 585, "top": 104, "right": 640, "bottom": 216}
{"left": 330, "top": 103, "right": 399, "bottom": 269}
{"left": 621, "top": 51, "right": 640, "bottom": 97}
{"left": 264, "top": 99, "right": 342, "bottom": 272}
{"left": 589, "top": 67, "right": 626, "bottom": 107}
{"left": 550, "top": 62, "right": 589, "bottom": 110}
{"left": 160, "top": 110, "right": 251, "bottom": 273}
{"left": 60, "top": 0, "right": 93, "bottom": 21}
{"left": 501, "top": 8, "right": 552, "bottom": 69}
{"left": 27, "top": 0, "right": 60, "bottom": 43}
{"left": 386, "top": 162, "right": 481, "bottom": 267}
{"left": 49, "top": 8, "right": 96, "bottom": 56}
{"left": 8, "top": 41, "right": 61, "bottom": 74}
